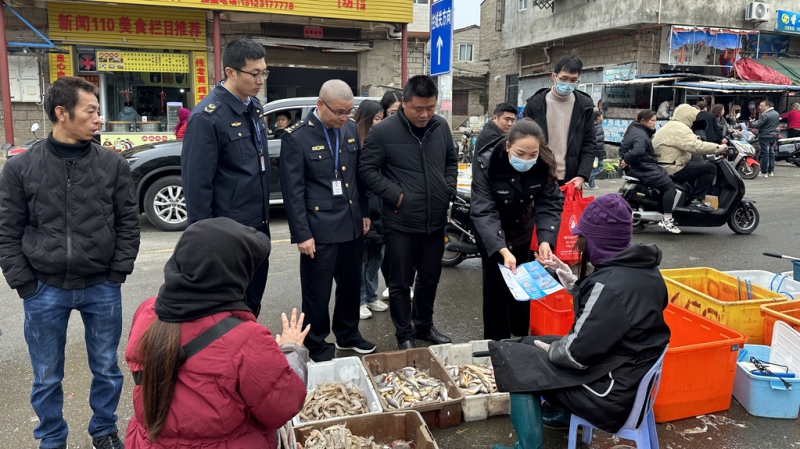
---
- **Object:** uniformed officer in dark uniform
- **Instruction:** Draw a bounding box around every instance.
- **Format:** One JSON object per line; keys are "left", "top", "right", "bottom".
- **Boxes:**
{"left": 181, "top": 39, "right": 271, "bottom": 317}
{"left": 279, "top": 79, "right": 375, "bottom": 362}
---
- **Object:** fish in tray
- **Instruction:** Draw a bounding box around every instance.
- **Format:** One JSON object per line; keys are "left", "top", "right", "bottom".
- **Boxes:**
{"left": 303, "top": 424, "right": 415, "bottom": 449}
{"left": 373, "top": 366, "right": 449, "bottom": 409}
{"left": 443, "top": 362, "right": 498, "bottom": 396}
{"left": 299, "top": 382, "right": 370, "bottom": 423}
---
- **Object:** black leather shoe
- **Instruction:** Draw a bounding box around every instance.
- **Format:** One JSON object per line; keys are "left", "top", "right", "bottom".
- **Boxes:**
{"left": 416, "top": 326, "right": 452, "bottom": 345}
{"left": 398, "top": 340, "right": 416, "bottom": 350}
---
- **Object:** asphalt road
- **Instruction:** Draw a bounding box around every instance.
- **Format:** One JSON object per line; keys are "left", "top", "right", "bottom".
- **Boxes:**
{"left": 1, "top": 163, "right": 800, "bottom": 448}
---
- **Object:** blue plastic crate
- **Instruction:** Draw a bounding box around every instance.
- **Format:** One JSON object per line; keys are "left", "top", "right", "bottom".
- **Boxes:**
{"left": 732, "top": 345, "right": 800, "bottom": 419}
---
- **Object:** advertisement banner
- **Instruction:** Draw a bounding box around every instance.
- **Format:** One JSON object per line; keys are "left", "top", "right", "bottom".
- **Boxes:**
{"left": 96, "top": 51, "right": 190, "bottom": 73}
{"left": 192, "top": 52, "right": 210, "bottom": 104}
{"left": 49, "top": 51, "right": 73, "bottom": 83}
{"left": 776, "top": 10, "right": 800, "bottom": 34}
{"left": 100, "top": 133, "right": 176, "bottom": 151}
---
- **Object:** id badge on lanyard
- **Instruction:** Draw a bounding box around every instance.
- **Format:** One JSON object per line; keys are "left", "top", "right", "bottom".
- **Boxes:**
{"left": 324, "top": 128, "right": 343, "bottom": 197}
{"left": 252, "top": 115, "right": 266, "bottom": 173}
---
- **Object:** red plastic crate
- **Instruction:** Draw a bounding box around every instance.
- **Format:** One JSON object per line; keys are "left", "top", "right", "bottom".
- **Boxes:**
{"left": 529, "top": 290, "right": 574, "bottom": 336}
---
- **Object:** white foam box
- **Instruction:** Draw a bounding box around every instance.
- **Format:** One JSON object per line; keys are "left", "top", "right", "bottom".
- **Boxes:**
{"left": 429, "top": 340, "right": 510, "bottom": 422}
{"left": 292, "top": 356, "right": 383, "bottom": 427}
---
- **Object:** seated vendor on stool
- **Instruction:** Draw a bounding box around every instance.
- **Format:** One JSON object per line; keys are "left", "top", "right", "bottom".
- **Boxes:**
{"left": 489, "top": 194, "right": 670, "bottom": 449}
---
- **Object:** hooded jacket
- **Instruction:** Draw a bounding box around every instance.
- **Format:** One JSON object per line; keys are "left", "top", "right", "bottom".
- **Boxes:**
{"left": 489, "top": 244, "right": 670, "bottom": 434}
{"left": 652, "top": 104, "right": 726, "bottom": 176}
{"left": 522, "top": 88, "right": 596, "bottom": 181}
{"left": 618, "top": 123, "right": 671, "bottom": 188}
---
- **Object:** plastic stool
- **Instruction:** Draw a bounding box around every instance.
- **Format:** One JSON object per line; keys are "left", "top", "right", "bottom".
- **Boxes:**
{"left": 567, "top": 345, "right": 668, "bottom": 449}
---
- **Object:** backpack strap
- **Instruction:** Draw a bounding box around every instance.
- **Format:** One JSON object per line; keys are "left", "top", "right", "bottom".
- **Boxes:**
{"left": 131, "top": 315, "right": 244, "bottom": 386}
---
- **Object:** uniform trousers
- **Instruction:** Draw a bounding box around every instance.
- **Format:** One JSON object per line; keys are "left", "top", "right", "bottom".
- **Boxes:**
{"left": 300, "top": 236, "right": 364, "bottom": 362}
{"left": 384, "top": 227, "right": 445, "bottom": 343}
{"left": 479, "top": 245, "right": 532, "bottom": 341}
{"left": 244, "top": 225, "right": 270, "bottom": 317}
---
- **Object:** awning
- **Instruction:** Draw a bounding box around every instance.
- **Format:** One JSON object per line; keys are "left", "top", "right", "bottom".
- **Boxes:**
{"left": 251, "top": 37, "right": 371, "bottom": 53}
{"left": 672, "top": 81, "right": 800, "bottom": 93}
{"left": 756, "top": 58, "right": 800, "bottom": 86}
{"left": 599, "top": 76, "right": 686, "bottom": 86}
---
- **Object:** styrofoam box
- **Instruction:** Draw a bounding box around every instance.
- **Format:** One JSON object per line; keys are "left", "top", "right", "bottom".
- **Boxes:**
{"left": 292, "top": 356, "right": 383, "bottom": 427}
{"left": 429, "top": 340, "right": 509, "bottom": 422}
{"left": 732, "top": 322, "right": 800, "bottom": 419}
{"left": 725, "top": 270, "right": 800, "bottom": 299}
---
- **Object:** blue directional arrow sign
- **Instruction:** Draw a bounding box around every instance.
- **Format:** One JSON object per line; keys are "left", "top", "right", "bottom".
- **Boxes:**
{"left": 430, "top": 0, "right": 453, "bottom": 77}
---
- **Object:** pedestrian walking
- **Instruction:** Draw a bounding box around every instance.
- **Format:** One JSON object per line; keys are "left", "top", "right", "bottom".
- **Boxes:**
{"left": 585, "top": 110, "right": 605, "bottom": 189}
{"left": 125, "top": 218, "right": 308, "bottom": 448}
{"left": 279, "top": 79, "right": 375, "bottom": 362}
{"left": 489, "top": 194, "right": 670, "bottom": 449}
{"left": 0, "top": 76, "right": 141, "bottom": 449}
{"left": 475, "top": 102, "right": 518, "bottom": 153}
{"left": 522, "top": 55, "right": 596, "bottom": 189}
{"left": 749, "top": 100, "right": 780, "bottom": 177}
{"left": 780, "top": 102, "right": 800, "bottom": 138}
{"left": 470, "top": 119, "right": 563, "bottom": 341}
{"left": 359, "top": 75, "right": 459, "bottom": 350}
{"left": 181, "top": 39, "right": 271, "bottom": 317}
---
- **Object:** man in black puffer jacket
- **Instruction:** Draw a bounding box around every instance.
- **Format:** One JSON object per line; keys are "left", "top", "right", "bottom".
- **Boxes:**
{"left": 0, "top": 77, "right": 139, "bottom": 449}
{"left": 359, "top": 75, "right": 458, "bottom": 349}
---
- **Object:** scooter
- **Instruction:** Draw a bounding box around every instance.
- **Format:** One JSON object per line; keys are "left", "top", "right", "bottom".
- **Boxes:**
{"left": 775, "top": 134, "right": 800, "bottom": 167}
{"left": 727, "top": 130, "right": 760, "bottom": 180}
{"left": 3, "top": 123, "right": 43, "bottom": 158}
{"left": 618, "top": 155, "right": 759, "bottom": 234}
{"left": 459, "top": 130, "right": 474, "bottom": 164}
{"left": 442, "top": 187, "right": 479, "bottom": 267}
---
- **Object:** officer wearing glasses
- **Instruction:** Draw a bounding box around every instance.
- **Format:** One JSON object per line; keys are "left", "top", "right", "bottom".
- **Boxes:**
{"left": 181, "top": 38, "right": 272, "bottom": 317}
{"left": 278, "top": 79, "right": 375, "bottom": 362}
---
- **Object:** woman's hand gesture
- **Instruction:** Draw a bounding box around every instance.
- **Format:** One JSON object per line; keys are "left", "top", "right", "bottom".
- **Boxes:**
{"left": 275, "top": 308, "right": 311, "bottom": 347}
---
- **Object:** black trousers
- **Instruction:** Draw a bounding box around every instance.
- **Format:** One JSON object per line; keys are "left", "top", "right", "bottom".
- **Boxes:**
{"left": 479, "top": 245, "right": 531, "bottom": 341}
{"left": 670, "top": 162, "right": 716, "bottom": 202}
{"left": 788, "top": 128, "right": 800, "bottom": 138}
{"left": 300, "top": 236, "right": 364, "bottom": 362}
{"left": 245, "top": 226, "right": 270, "bottom": 317}
{"left": 384, "top": 227, "right": 445, "bottom": 343}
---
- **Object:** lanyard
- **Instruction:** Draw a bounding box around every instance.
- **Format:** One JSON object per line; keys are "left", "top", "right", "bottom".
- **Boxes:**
{"left": 322, "top": 126, "right": 340, "bottom": 178}
{"left": 250, "top": 114, "right": 264, "bottom": 156}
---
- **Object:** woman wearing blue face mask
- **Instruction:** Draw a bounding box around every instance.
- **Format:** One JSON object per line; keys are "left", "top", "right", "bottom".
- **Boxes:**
{"left": 471, "top": 119, "right": 564, "bottom": 341}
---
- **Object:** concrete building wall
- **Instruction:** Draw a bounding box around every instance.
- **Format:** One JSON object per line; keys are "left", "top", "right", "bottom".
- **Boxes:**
{"left": 502, "top": 0, "right": 800, "bottom": 50}
{"left": 479, "top": 0, "right": 519, "bottom": 108}
{"left": 408, "top": 3, "right": 431, "bottom": 33}
{"left": 358, "top": 38, "right": 428, "bottom": 94}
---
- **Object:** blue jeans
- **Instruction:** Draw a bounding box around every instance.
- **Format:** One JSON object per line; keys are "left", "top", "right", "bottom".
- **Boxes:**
{"left": 759, "top": 138, "right": 775, "bottom": 174}
{"left": 23, "top": 281, "right": 124, "bottom": 448}
{"left": 360, "top": 243, "right": 384, "bottom": 305}
{"left": 587, "top": 159, "right": 605, "bottom": 187}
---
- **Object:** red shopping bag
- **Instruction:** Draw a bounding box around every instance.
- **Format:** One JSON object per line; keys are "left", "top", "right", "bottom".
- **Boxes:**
{"left": 530, "top": 183, "right": 594, "bottom": 265}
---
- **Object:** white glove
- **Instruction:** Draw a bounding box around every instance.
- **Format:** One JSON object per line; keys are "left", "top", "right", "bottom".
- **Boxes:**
{"left": 541, "top": 255, "right": 578, "bottom": 291}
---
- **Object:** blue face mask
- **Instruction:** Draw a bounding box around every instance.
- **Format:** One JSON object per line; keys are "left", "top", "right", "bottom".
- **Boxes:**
{"left": 509, "top": 155, "right": 537, "bottom": 172}
{"left": 555, "top": 81, "right": 576, "bottom": 96}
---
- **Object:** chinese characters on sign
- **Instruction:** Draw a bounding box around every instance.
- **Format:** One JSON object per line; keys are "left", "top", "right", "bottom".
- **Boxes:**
{"left": 57, "top": 15, "right": 202, "bottom": 37}
{"left": 776, "top": 10, "right": 799, "bottom": 34}
{"left": 192, "top": 52, "right": 209, "bottom": 105}
{"left": 303, "top": 26, "right": 323, "bottom": 39}
{"left": 49, "top": 52, "right": 73, "bottom": 83}
{"left": 96, "top": 51, "right": 190, "bottom": 73}
{"left": 430, "top": 6, "right": 452, "bottom": 30}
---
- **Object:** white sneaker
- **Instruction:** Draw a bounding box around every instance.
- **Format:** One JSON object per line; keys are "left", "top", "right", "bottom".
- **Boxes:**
{"left": 367, "top": 300, "right": 388, "bottom": 312}
{"left": 769, "top": 172, "right": 775, "bottom": 177}
{"left": 359, "top": 304, "right": 372, "bottom": 319}
{"left": 381, "top": 288, "right": 389, "bottom": 300}
{"left": 759, "top": 173, "right": 768, "bottom": 179}
{"left": 659, "top": 217, "right": 681, "bottom": 234}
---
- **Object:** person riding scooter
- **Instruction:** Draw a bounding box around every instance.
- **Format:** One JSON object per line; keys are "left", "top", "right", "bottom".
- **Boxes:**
{"left": 653, "top": 104, "right": 727, "bottom": 209}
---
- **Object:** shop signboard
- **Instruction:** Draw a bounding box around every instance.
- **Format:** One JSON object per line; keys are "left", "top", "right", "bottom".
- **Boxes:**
{"left": 75, "top": 0, "right": 412, "bottom": 24}
{"left": 776, "top": 10, "right": 799, "bottom": 34}
{"left": 49, "top": 51, "right": 73, "bottom": 83}
{"left": 47, "top": 2, "right": 206, "bottom": 50}
{"left": 192, "top": 52, "right": 210, "bottom": 104}
{"left": 96, "top": 51, "right": 190, "bottom": 73}
{"left": 100, "top": 133, "right": 176, "bottom": 151}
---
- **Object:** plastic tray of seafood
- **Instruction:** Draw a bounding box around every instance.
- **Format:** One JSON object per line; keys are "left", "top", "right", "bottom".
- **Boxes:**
{"left": 293, "top": 410, "right": 439, "bottom": 449}
{"left": 363, "top": 348, "right": 464, "bottom": 429}
{"left": 429, "top": 340, "right": 508, "bottom": 422}
{"left": 292, "top": 356, "right": 383, "bottom": 428}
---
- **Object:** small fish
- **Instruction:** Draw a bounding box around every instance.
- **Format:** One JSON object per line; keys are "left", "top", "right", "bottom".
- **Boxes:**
{"left": 299, "top": 382, "right": 369, "bottom": 423}
{"left": 444, "top": 362, "right": 498, "bottom": 396}
{"left": 376, "top": 367, "right": 449, "bottom": 409}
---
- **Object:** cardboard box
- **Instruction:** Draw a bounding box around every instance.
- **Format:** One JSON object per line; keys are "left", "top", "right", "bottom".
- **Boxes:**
{"left": 703, "top": 195, "right": 719, "bottom": 210}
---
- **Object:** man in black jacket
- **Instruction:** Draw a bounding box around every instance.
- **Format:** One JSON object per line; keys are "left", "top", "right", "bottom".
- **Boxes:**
{"left": 359, "top": 75, "right": 459, "bottom": 349}
{"left": 181, "top": 39, "right": 271, "bottom": 316}
{"left": 475, "top": 102, "right": 518, "bottom": 152}
{"left": 522, "top": 55, "right": 596, "bottom": 188}
{"left": 0, "top": 77, "right": 139, "bottom": 449}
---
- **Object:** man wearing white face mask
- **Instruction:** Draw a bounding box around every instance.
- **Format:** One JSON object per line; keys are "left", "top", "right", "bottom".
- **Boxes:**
{"left": 470, "top": 119, "right": 564, "bottom": 341}
{"left": 522, "top": 55, "right": 596, "bottom": 189}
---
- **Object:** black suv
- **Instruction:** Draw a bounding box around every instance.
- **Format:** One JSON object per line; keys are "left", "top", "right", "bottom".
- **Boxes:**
{"left": 122, "top": 97, "right": 377, "bottom": 231}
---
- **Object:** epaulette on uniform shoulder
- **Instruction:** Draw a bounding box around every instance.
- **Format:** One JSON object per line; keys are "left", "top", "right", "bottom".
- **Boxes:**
{"left": 202, "top": 100, "right": 222, "bottom": 115}
{"left": 286, "top": 120, "right": 307, "bottom": 134}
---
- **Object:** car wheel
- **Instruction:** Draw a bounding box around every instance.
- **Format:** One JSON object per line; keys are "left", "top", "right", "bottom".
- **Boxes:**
{"left": 144, "top": 175, "right": 188, "bottom": 231}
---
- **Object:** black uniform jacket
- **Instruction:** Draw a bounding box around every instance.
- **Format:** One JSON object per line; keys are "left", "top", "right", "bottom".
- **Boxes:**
{"left": 358, "top": 107, "right": 458, "bottom": 234}
{"left": 475, "top": 120, "right": 504, "bottom": 155}
{"left": 470, "top": 138, "right": 563, "bottom": 257}
{"left": 489, "top": 244, "right": 671, "bottom": 433}
{"left": 619, "top": 123, "right": 672, "bottom": 188}
{"left": 279, "top": 111, "right": 368, "bottom": 245}
{"left": 522, "top": 88, "right": 596, "bottom": 182}
{"left": 181, "top": 84, "right": 271, "bottom": 229}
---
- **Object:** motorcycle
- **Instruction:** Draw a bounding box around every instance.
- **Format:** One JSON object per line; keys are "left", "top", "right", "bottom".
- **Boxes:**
{"left": 618, "top": 155, "right": 759, "bottom": 235}
{"left": 442, "top": 187, "right": 479, "bottom": 267}
{"left": 459, "top": 129, "right": 474, "bottom": 164}
{"left": 727, "top": 129, "right": 760, "bottom": 180}
{"left": 3, "top": 123, "right": 43, "bottom": 158}
{"left": 775, "top": 134, "right": 800, "bottom": 167}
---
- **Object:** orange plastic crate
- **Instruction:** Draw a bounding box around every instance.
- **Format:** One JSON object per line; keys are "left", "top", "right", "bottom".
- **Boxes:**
{"left": 529, "top": 290, "right": 574, "bottom": 336}
{"left": 654, "top": 304, "right": 747, "bottom": 422}
{"left": 760, "top": 302, "right": 800, "bottom": 346}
